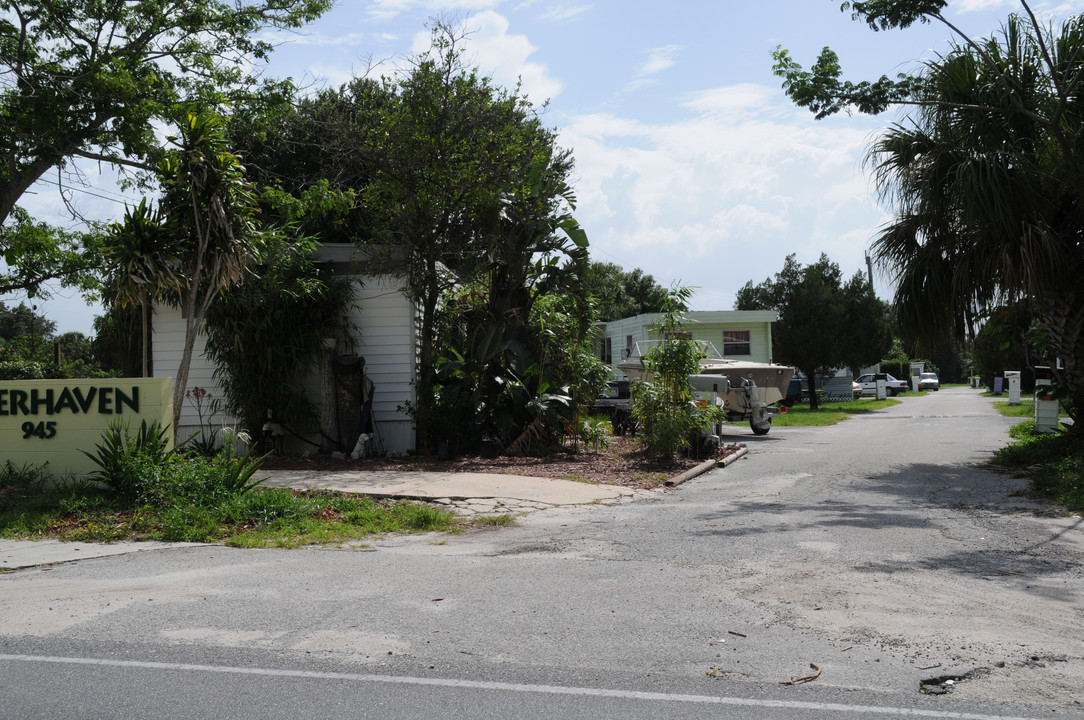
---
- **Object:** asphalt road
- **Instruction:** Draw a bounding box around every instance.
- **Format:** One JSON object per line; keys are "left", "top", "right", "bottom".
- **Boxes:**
{"left": 1, "top": 387, "right": 1081, "bottom": 719}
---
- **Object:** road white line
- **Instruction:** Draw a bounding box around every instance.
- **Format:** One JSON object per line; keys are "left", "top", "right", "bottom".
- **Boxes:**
{"left": 0, "top": 653, "right": 1046, "bottom": 720}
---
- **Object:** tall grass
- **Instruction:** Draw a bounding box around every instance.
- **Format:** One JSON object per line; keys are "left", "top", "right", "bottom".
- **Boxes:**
{"left": 992, "top": 421, "right": 1083, "bottom": 511}
{"left": 1, "top": 423, "right": 466, "bottom": 546}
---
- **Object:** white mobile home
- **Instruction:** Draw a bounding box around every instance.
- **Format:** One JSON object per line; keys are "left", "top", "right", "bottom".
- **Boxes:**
{"left": 152, "top": 244, "right": 417, "bottom": 455}
{"left": 597, "top": 310, "right": 779, "bottom": 377}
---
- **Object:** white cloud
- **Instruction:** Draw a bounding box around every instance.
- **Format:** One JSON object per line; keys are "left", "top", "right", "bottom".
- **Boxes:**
{"left": 682, "top": 84, "right": 777, "bottom": 116}
{"left": 954, "top": 0, "right": 1015, "bottom": 9}
{"left": 410, "top": 11, "right": 563, "bottom": 105}
{"left": 558, "top": 84, "right": 887, "bottom": 309}
{"left": 954, "top": 0, "right": 1084, "bottom": 15}
{"left": 539, "top": 4, "right": 591, "bottom": 22}
{"left": 638, "top": 45, "right": 682, "bottom": 76}
{"left": 366, "top": 0, "right": 503, "bottom": 21}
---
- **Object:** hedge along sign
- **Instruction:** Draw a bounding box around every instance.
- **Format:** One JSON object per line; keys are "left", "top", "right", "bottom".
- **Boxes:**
{"left": 0, "top": 378, "right": 173, "bottom": 477}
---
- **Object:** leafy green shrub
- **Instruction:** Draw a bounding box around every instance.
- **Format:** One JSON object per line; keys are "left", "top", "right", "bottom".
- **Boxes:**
{"left": 1009, "top": 420, "right": 1038, "bottom": 439}
{"left": 1040, "top": 454, "right": 1084, "bottom": 509}
{"left": 992, "top": 423, "right": 1076, "bottom": 467}
{"left": 55, "top": 492, "right": 114, "bottom": 516}
{"left": 631, "top": 286, "right": 708, "bottom": 461}
{"left": 578, "top": 414, "right": 613, "bottom": 453}
{"left": 993, "top": 420, "right": 1084, "bottom": 511}
{"left": 0, "top": 359, "right": 56, "bottom": 380}
{"left": 82, "top": 420, "right": 173, "bottom": 498}
{"left": 133, "top": 452, "right": 266, "bottom": 508}
{"left": 633, "top": 381, "right": 699, "bottom": 460}
{"left": 0, "top": 461, "right": 52, "bottom": 510}
{"left": 82, "top": 419, "right": 266, "bottom": 507}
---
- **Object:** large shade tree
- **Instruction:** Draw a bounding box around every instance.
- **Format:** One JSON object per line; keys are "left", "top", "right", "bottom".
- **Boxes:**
{"left": 736, "top": 254, "right": 891, "bottom": 410}
{"left": 773, "top": 0, "right": 1084, "bottom": 425}
{"left": 229, "top": 24, "right": 593, "bottom": 454}
{"left": 373, "top": 27, "right": 581, "bottom": 451}
{"left": 0, "top": 0, "right": 330, "bottom": 297}
{"left": 583, "top": 261, "right": 669, "bottom": 322}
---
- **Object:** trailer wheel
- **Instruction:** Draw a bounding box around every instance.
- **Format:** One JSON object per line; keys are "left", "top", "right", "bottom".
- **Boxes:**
{"left": 750, "top": 417, "right": 771, "bottom": 435}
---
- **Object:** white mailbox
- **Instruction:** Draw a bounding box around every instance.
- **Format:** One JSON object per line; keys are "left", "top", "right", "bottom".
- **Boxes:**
{"left": 1005, "top": 370, "right": 1021, "bottom": 406}
{"left": 875, "top": 373, "right": 888, "bottom": 401}
{"left": 910, "top": 361, "right": 924, "bottom": 393}
{"left": 1034, "top": 366, "right": 1058, "bottom": 433}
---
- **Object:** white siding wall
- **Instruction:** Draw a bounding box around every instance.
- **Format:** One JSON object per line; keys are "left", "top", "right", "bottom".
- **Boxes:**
{"left": 152, "top": 310, "right": 219, "bottom": 432}
{"left": 349, "top": 276, "right": 416, "bottom": 454}
{"left": 152, "top": 274, "right": 416, "bottom": 455}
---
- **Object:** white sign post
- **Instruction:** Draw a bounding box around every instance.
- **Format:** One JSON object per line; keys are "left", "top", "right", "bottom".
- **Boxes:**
{"left": 875, "top": 373, "right": 888, "bottom": 401}
{"left": 1005, "top": 370, "right": 1022, "bottom": 406}
{"left": 909, "top": 362, "right": 924, "bottom": 393}
{"left": 1034, "top": 367, "right": 1058, "bottom": 433}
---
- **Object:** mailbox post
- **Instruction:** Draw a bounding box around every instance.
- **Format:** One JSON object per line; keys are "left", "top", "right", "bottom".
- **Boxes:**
{"left": 1005, "top": 370, "right": 1021, "bottom": 406}
{"left": 1034, "top": 366, "right": 1058, "bottom": 433}
{"left": 874, "top": 372, "right": 888, "bottom": 401}
{"left": 910, "top": 361, "right": 924, "bottom": 393}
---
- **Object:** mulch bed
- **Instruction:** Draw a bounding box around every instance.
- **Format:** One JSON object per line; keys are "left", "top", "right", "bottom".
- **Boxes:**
{"left": 261, "top": 436, "right": 744, "bottom": 490}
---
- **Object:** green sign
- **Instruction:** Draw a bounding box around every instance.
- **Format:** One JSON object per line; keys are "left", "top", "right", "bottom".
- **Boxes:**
{"left": 0, "top": 378, "right": 173, "bottom": 477}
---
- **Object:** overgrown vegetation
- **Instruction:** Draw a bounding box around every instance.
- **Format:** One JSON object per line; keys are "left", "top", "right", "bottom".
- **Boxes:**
{"left": 991, "top": 421, "right": 1083, "bottom": 512}
{"left": 631, "top": 287, "right": 723, "bottom": 461}
{"left": 202, "top": 229, "right": 357, "bottom": 447}
{"left": 0, "top": 423, "right": 464, "bottom": 547}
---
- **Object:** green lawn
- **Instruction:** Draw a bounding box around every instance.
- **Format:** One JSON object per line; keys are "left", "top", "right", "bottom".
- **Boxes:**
{"left": 772, "top": 397, "right": 901, "bottom": 426}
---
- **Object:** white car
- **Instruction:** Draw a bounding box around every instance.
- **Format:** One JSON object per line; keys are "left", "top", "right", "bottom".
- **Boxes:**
{"left": 855, "top": 373, "right": 909, "bottom": 397}
{"left": 918, "top": 372, "right": 940, "bottom": 391}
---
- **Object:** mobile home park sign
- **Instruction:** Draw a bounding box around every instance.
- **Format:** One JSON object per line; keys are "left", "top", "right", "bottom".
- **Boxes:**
{"left": 0, "top": 378, "right": 173, "bottom": 477}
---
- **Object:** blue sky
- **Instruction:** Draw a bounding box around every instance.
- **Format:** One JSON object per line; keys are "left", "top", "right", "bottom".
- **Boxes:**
{"left": 12, "top": 0, "right": 1084, "bottom": 334}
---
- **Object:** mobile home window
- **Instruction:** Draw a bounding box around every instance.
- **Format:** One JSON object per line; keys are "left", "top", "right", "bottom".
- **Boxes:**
{"left": 722, "top": 330, "right": 751, "bottom": 356}
{"left": 599, "top": 337, "right": 612, "bottom": 364}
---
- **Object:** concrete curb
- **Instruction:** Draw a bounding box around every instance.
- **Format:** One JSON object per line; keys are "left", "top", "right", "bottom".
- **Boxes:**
{"left": 665, "top": 445, "right": 748, "bottom": 486}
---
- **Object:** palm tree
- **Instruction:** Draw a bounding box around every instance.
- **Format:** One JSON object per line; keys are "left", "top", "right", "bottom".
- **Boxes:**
{"left": 158, "top": 111, "right": 266, "bottom": 436}
{"left": 867, "top": 12, "right": 1084, "bottom": 425}
{"left": 103, "top": 199, "right": 182, "bottom": 378}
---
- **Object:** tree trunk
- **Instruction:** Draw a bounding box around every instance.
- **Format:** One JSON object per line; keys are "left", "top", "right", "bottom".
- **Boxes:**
{"left": 414, "top": 268, "right": 439, "bottom": 453}
{"left": 803, "top": 368, "right": 820, "bottom": 411}
{"left": 0, "top": 157, "right": 59, "bottom": 228}
{"left": 140, "top": 301, "right": 149, "bottom": 378}
{"left": 172, "top": 293, "right": 201, "bottom": 443}
{"left": 320, "top": 338, "right": 338, "bottom": 453}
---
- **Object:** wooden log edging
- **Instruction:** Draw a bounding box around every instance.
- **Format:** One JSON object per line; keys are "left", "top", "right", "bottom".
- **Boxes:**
{"left": 665, "top": 445, "right": 748, "bottom": 486}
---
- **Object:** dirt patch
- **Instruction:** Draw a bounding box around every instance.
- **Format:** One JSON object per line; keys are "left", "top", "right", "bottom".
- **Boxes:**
{"left": 262, "top": 437, "right": 744, "bottom": 490}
